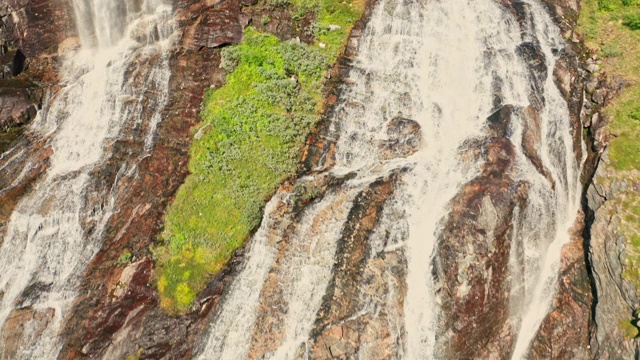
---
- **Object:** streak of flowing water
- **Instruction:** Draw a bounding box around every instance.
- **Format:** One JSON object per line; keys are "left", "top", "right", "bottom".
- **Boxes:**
{"left": 197, "top": 0, "right": 583, "bottom": 358}
{"left": 404, "top": 0, "right": 531, "bottom": 356}
{"left": 0, "top": 1, "right": 175, "bottom": 357}
{"left": 510, "top": 0, "right": 585, "bottom": 357}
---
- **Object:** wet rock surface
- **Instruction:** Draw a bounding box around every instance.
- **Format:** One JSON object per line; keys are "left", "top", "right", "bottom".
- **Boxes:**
{"left": 0, "top": 307, "right": 55, "bottom": 360}
{"left": 516, "top": 1, "right": 597, "bottom": 357}
{"left": 0, "top": 0, "right": 73, "bottom": 170}
{"left": 309, "top": 174, "right": 403, "bottom": 360}
{"left": 0, "top": 79, "right": 41, "bottom": 153}
{"left": 379, "top": 116, "right": 422, "bottom": 160}
{"left": 56, "top": 1, "right": 236, "bottom": 356}
{"left": 434, "top": 105, "right": 520, "bottom": 359}
{"left": 0, "top": 0, "right": 609, "bottom": 358}
{"left": 528, "top": 212, "right": 592, "bottom": 360}
{"left": 54, "top": 0, "right": 373, "bottom": 358}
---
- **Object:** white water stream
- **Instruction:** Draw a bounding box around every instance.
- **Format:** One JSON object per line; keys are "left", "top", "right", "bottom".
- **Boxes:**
{"left": 509, "top": 1, "right": 585, "bottom": 357}
{"left": 0, "top": 0, "right": 584, "bottom": 357}
{"left": 198, "top": 0, "right": 583, "bottom": 358}
{"left": 0, "top": 1, "right": 174, "bottom": 358}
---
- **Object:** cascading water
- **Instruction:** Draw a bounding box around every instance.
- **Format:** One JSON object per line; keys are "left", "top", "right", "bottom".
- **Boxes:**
{"left": 509, "top": 1, "right": 585, "bottom": 357}
{"left": 197, "top": 0, "right": 583, "bottom": 358}
{"left": 0, "top": 1, "right": 174, "bottom": 357}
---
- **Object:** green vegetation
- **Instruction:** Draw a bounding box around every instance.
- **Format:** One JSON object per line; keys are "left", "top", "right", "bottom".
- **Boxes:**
{"left": 155, "top": 0, "right": 365, "bottom": 313}
{"left": 580, "top": 0, "right": 640, "bottom": 336}
{"left": 115, "top": 250, "right": 133, "bottom": 266}
{"left": 125, "top": 348, "right": 144, "bottom": 360}
{"left": 579, "top": 0, "right": 640, "bottom": 171}
{"left": 623, "top": 11, "right": 640, "bottom": 29}
{"left": 601, "top": 41, "right": 622, "bottom": 57}
{"left": 620, "top": 319, "right": 640, "bottom": 338}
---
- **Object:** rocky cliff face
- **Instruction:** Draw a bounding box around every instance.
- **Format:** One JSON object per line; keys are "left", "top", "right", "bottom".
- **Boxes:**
{"left": 581, "top": 58, "right": 640, "bottom": 358}
{"left": 0, "top": 0, "right": 75, "bottom": 151}
{"left": 53, "top": 0, "right": 333, "bottom": 358}
{"left": 587, "top": 157, "right": 640, "bottom": 359}
{"left": 525, "top": 1, "right": 595, "bottom": 358}
{"left": 0, "top": 0, "right": 74, "bottom": 287}
{"left": 0, "top": 0, "right": 629, "bottom": 358}
{"left": 544, "top": 0, "right": 640, "bottom": 358}
{"left": 538, "top": 0, "right": 640, "bottom": 358}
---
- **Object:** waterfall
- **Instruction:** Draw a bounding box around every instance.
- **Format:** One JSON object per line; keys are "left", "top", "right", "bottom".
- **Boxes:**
{"left": 0, "top": 1, "right": 175, "bottom": 358}
{"left": 509, "top": 0, "right": 585, "bottom": 357}
{"left": 197, "top": 0, "right": 583, "bottom": 358}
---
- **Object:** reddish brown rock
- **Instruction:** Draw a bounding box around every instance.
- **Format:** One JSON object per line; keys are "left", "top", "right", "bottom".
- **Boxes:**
{"left": 434, "top": 106, "right": 520, "bottom": 358}
{"left": 0, "top": 79, "right": 40, "bottom": 129}
{"left": 379, "top": 116, "right": 422, "bottom": 160}
{"left": 178, "top": 0, "right": 248, "bottom": 50}
{"left": 56, "top": 0, "right": 361, "bottom": 356}
{"left": 309, "top": 175, "right": 402, "bottom": 359}
{"left": 521, "top": 105, "right": 555, "bottom": 189}
{"left": 0, "top": 307, "right": 55, "bottom": 360}
{"left": 528, "top": 212, "right": 592, "bottom": 360}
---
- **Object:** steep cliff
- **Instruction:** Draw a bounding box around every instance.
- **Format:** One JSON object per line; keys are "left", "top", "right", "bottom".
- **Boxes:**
{"left": 54, "top": 0, "right": 368, "bottom": 358}
{"left": 576, "top": 0, "right": 640, "bottom": 358}
{"left": 1, "top": 0, "right": 635, "bottom": 358}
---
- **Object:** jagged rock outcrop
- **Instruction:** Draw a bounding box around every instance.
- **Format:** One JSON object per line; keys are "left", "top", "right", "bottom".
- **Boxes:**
{"left": 0, "top": 0, "right": 74, "bottom": 153}
{"left": 434, "top": 105, "right": 521, "bottom": 359}
{"left": 586, "top": 157, "right": 640, "bottom": 359}
{"left": 379, "top": 116, "right": 422, "bottom": 160}
{"left": 0, "top": 79, "right": 41, "bottom": 153}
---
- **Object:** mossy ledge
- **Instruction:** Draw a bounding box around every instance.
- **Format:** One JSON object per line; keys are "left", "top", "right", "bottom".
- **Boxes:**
{"left": 155, "top": 0, "right": 366, "bottom": 313}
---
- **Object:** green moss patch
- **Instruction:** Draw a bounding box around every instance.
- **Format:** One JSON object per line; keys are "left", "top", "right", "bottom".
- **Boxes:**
{"left": 579, "top": 1, "right": 640, "bottom": 171}
{"left": 155, "top": 0, "right": 365, "bottom": 313}
{"left": 620, "top": 318, "right": 640, "bottom": 338}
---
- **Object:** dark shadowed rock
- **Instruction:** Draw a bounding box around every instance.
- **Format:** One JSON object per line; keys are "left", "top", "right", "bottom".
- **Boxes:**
{"left": 0, "top": 79, "right": 40, "bottom": 130}
{"left": 379, "top": 115, "right": 422, "bottom": 159}
{"left": 0, "top": 49, "right": 26, "bottom": 78}
{"left": 178, "top": 0, "right": 248, "bottom": 50}
{"left": 516, "top": 42, "right": 547, "bottom": 110}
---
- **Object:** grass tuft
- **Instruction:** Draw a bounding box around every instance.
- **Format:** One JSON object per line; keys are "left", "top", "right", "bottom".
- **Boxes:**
{"left": 579, "top": 0, "right": 640, "bottom": 171}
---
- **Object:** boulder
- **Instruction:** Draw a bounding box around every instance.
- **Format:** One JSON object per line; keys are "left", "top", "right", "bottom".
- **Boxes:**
{"left": 0, "top": 79, "right": 39, "bottom": 131}
{"left": 379, "top": 115, "right": 422, "bottom": 159}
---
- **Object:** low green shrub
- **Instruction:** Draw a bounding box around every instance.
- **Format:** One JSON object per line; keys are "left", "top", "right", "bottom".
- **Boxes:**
{"left": 156, "top": 0, "right": 365, "bottom": 314}
{"left": 155, "top": 22, "right": 354, "bottom": 312}
{"left": 599, "top": 0, "right": 618, "bottom": 11}
{"left": 115, "top": 250, "right": 132, "bottom": 266}
{"left": 623, "top": 12, "right": 640, "bottom": 30}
